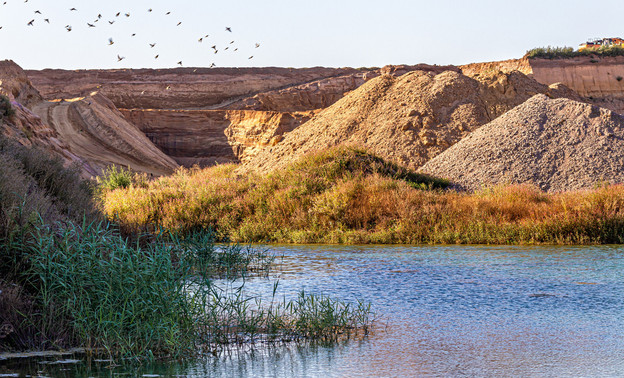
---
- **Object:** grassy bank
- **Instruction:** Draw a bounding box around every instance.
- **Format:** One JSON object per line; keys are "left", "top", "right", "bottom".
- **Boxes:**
{"left": 526, "top": 45, "right": 624, "bottom": 59}
{"left": 102, "top": 147, "right": 624, "bottom": 245}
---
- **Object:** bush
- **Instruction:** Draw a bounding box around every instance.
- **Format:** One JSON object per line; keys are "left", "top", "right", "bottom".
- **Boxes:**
{"left": 0, "top": 95, "right": 15, "bottom": 121}
{"left": 526, "top": 45, "right": 624, "bottom": 59}
{"left": 96, "top": 164, "right": 134, "bottom": 191}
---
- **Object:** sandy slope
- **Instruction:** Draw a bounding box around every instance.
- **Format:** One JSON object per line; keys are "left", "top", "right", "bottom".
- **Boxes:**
{"left": 32, "top": 94, "right": 178, "bottom": 176}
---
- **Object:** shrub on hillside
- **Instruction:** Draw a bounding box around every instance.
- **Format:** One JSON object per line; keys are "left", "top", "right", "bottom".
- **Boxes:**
{"left": 0, "top": 134, "right": 96, "bottom": 279}
{"left": 0, "top": 95, "right": 15, "bottom": 121}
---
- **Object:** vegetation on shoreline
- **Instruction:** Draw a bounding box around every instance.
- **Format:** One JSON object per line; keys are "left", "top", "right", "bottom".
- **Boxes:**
{"left": 0, "top": 137, "right": 373, "bottom": 358}
{"left": 526, "top": 45, "right": 624, "bottom": 59}
{"left": 101, "top": 147, "right": 624, "bottom": 245}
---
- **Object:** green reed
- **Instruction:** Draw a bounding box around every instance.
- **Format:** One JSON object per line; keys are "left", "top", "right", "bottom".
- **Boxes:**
{"left": 16, "top": 220, "right": 372, "bottom": 360}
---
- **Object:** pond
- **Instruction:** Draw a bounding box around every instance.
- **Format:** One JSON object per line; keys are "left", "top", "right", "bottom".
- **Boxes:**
{"left": 2, "top": 245, "right": 624, "bottom": 377}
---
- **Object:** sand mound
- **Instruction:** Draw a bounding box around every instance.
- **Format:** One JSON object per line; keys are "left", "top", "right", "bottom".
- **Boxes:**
{"left": 419, "top": 94, "right": 624, "bottom": 192}
{"left": 243, "top": 70, "right": 580, "bottom": 174}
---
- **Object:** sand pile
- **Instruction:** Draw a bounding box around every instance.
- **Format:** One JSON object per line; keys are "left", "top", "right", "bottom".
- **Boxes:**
{"left": 419, "top": 94, "right": 624, "bottom": 192}
{"left": 243, "top": 69, "right": 579, "bottom": 174}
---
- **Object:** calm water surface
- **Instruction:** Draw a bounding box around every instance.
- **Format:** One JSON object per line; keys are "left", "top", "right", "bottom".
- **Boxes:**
{"left": 2, "top": 245, "right": 624, "bottom": 377}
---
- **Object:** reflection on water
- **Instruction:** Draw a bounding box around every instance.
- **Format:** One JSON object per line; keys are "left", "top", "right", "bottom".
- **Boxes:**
{"left": 2, "top": 245, "right": 624, "bottom": 377}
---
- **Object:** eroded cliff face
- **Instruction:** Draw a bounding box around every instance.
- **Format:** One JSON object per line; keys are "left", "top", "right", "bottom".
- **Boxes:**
{"left": 120, "top": 108, "right": 314, "bottom": 166}
{"left": 25, "top": 67, "right": 366, "bottom": 109}
{"left": 461, "top": 56, "right": 624, "bottom": 114}
{"left": 529, "top": 56, "right": 624, "bottom": 114}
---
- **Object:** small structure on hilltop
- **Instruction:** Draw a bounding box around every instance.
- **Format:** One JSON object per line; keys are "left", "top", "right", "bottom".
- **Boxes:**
{"left": 579, "top": 37, "right": 624, "bottom": 51}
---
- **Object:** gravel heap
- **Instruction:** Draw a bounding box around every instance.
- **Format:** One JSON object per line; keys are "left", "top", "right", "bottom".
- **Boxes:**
{"left": 419, "top": 94, "right": 624, "bottom": 192}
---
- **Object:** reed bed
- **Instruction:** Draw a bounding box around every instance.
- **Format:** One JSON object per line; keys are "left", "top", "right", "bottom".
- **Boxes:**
{"left": 3, "top": 219, "right": 372, "bottom": 359}
{"left": 101, "top": 147, "right": 624, "bottom": 245}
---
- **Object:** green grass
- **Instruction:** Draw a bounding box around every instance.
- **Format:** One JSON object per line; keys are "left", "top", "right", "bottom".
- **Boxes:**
{"left": 526, "top": 45, "right": 624, "bottom": 59}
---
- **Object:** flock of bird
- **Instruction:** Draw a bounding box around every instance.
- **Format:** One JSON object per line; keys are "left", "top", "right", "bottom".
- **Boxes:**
{"left": 1, "top": 1, "right": 261, "bottom": 67}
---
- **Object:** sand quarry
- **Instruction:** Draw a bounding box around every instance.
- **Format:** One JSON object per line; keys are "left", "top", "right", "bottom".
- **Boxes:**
{"left": 2, "top": 57, "right": 624, "bottom": 191}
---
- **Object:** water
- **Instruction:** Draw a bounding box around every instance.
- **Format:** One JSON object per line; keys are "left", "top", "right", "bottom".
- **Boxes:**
{"left": 2, "top": 245, "right": 624, "bottom": 377}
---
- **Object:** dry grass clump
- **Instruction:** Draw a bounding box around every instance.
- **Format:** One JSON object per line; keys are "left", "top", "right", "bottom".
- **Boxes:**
{"left": 101, "top": 146, "right": 624, "bottom": 244}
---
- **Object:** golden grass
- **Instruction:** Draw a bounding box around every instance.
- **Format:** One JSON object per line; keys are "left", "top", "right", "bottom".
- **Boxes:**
{"left": 101, "top": 148, "right": 624, "bottom": 245}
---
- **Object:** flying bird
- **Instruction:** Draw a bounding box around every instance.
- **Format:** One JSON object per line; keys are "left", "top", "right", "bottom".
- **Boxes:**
{"left": 108, "top": 20, "right": 114, "bottom": 24}
{"left": 108, "top": 37, "right": 114, "bottom": 45}
{"left": 34, "top": 10, "right": 41, "bottom": 14}
{"left": 210, "top": 63, "right": 216, "bottom": 68}
{"left": 176, "top": 21, "right": 181, "bottom": 26}
{"left": 149, "top": 43, "right": 156, "bottom": 48}
{"left": 165, "top": 11, "right": 171, "bottom": 15}
{"left": 165, "top": 86, "right": 171, "bottom": 90}
{"left": 87, "top": 23, "right": 95, "bottom": 27}
{"left": 230, "top": 40, "right": 234, "bottom": 44}
{"left": 27, "top": 19, "right": 34, "bottom": 26}
{"left": 148, "top": 8, "right": 152, "bottom": 12}
{"left": 211, "top": 45, "right": 217, "bottom": 50}
{"left": 131, "top": 33, "right": 136, "bottom": 36}
{"left": 98, "top": 14, "right": 102, "bottom": 19}
{"left": 225, "top": 27, "right": 231, "bottom": 32}
{"left": 44, "top": 18, "right": 49, "bottom": 23}
{"left": 255, "top": 43, "right": 260, "bottom": 48}
{"left": 117, "top": 55, "right": 125, "bottom": 62}
{"left": 198, "top": 38, "right": 203, "bottom": 42}
{"left": 115, "top": 12, "right": 120, "bottom": 17}
{"left": 224, "top": 47, "right": 229, "bottom": 50}
{"left": 248, "top": 56, "right": 253, "bottom": 59}
{"left": 65, "top": 24, "right": 72, "bottom": 31}
{"left": 125, "top": 13, "right": 130, "bottom": 17}
{"left": 234, "top": 48, "right": 238, "bottom": 51}
{"left": 70, "top": 7, "right": 77, "bottom": 11}
{"left": 154, "top": 54, "right": 159, "bottom": 59}
{"left": 177, "top": 61, "right": 182, "bottom": 66}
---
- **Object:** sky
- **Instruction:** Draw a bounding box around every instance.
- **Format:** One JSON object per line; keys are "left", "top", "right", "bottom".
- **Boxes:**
{"left": 0, "top": 0, "right": 623, "bottom": 70}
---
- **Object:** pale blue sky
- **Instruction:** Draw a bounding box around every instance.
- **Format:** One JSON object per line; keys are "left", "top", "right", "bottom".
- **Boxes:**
{"left": 0, "top": 0, "right": 622, "bottom": 69}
